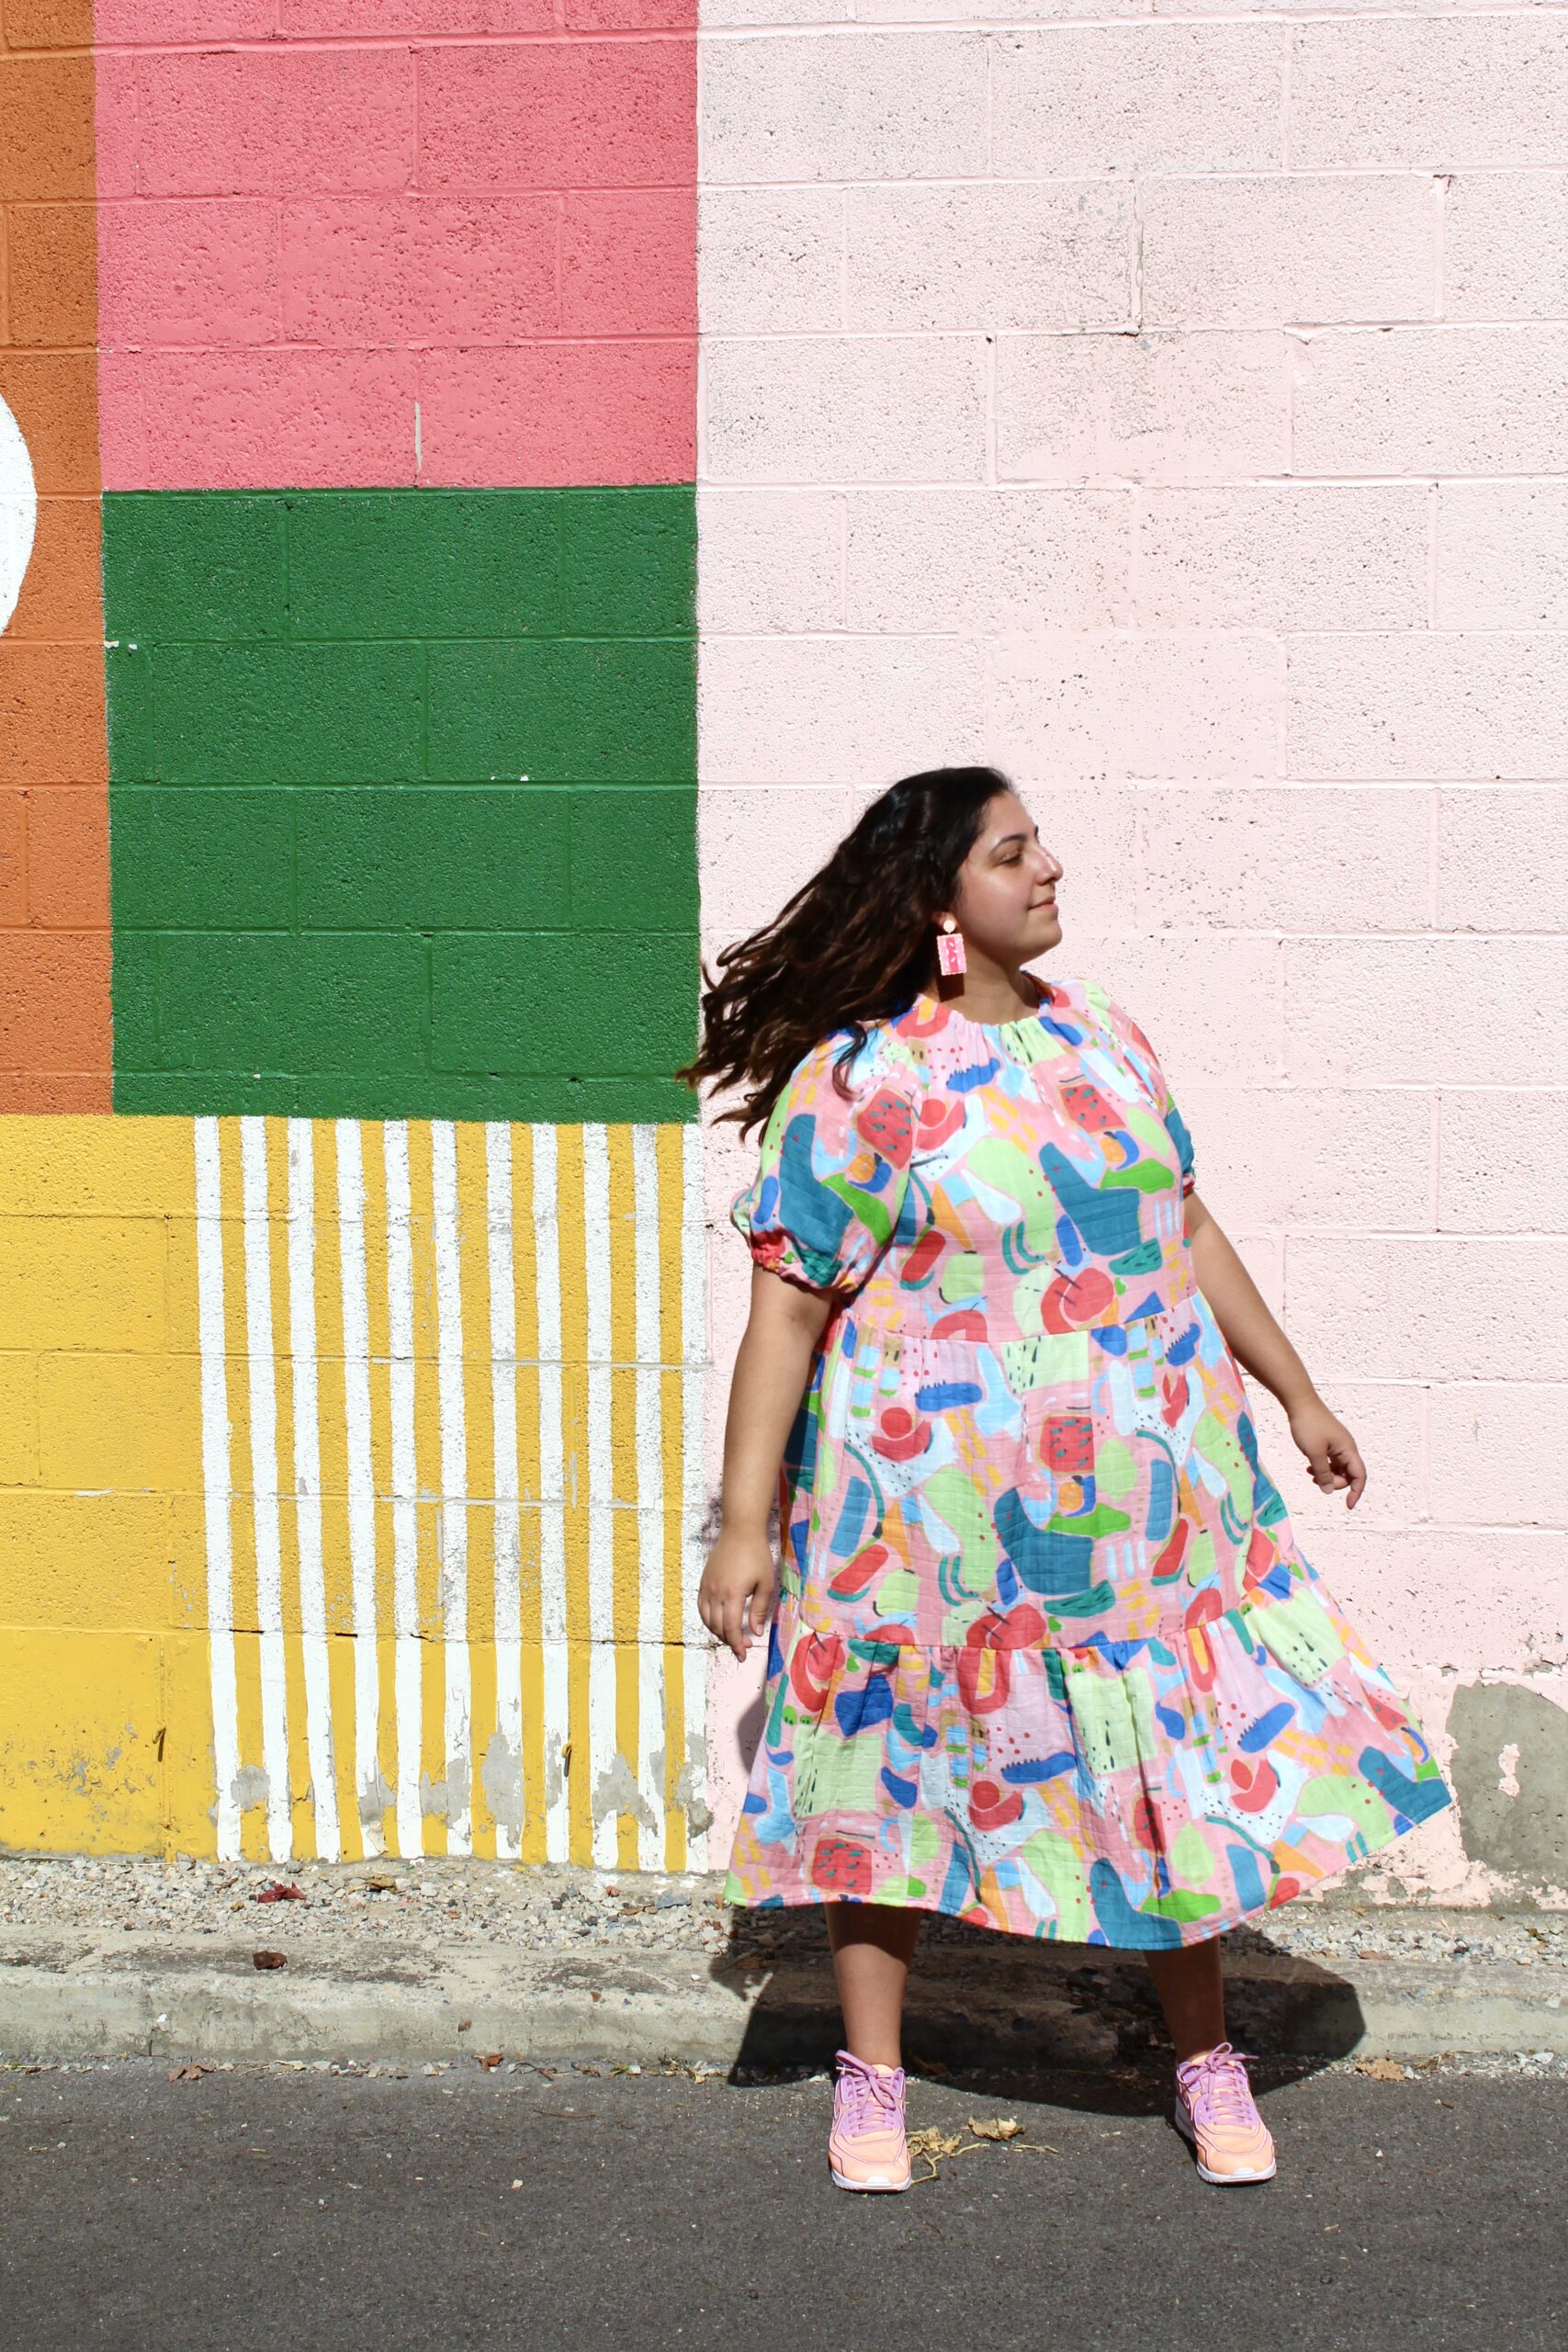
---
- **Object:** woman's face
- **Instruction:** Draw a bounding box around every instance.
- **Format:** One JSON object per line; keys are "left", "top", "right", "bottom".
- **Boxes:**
{"left": 949, "top": 791, "right": 1064, "bottom": 964}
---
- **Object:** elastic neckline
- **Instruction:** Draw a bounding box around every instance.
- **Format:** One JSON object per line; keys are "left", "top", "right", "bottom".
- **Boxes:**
{"left": 911, "top": 969, "right": 1056, "bottom": 1034}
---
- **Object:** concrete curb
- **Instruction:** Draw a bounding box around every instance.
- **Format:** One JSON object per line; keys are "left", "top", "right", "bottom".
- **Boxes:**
{"left": 3, "top": 1931, "right": 1564, "bottom": 2068}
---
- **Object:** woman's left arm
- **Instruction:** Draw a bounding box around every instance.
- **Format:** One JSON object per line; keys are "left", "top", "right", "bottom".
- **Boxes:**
{"left": 1184, "top": 1192, "right": 1367, "bottom": 1509}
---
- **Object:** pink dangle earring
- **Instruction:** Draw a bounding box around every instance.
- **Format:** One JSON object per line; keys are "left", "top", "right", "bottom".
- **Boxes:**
{"left": 936, "top": 916, "right": 967, "bottom": 976}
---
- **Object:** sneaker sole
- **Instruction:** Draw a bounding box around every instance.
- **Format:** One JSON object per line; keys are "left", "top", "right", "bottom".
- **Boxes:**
{"left": 829, "top": 2166, "right": 912, "bottom": 2193}
{"left": 1172, "top": 2106, "right": 1276, "bottom": 2186}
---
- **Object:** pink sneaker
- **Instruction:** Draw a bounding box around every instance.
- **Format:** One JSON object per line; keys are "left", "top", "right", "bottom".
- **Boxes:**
{"left": 1173, "top": 2041, "right": 1277, "bottom": 2185}
{"left": 828, "top": 2048, "right": 912, "bottom": 2192}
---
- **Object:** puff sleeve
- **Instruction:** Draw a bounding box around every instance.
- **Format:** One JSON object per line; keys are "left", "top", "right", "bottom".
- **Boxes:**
{"left": 728, "top": 1030, "right": 919, "bottom": 1302}
{"left": 1103, "top": 995, "right": 1198, "bottom": 1199}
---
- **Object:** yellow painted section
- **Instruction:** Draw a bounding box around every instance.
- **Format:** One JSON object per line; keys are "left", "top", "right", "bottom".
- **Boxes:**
{"left": 0, "top": 1114, "right": 710, "bottom": 1867}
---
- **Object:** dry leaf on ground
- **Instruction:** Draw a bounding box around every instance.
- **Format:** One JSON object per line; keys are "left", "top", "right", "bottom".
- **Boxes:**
{"left": 1356, "top": 2057, "right": 1408, "bottom": 2081}
{"left": 968, "top": 2116, "right": 1022, "bottom": 2142}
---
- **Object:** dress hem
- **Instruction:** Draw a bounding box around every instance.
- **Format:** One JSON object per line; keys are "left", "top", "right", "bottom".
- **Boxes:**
{"left": 720, "top": 1785, "right": 1448, "bottom": 1952}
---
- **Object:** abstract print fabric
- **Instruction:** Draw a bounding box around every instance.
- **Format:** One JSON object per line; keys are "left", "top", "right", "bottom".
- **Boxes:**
{"left": 723, "top": 970, "right": 1450, "bottom": 1947}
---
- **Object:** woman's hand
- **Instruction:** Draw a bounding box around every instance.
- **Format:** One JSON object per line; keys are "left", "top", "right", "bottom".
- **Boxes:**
{"left": 697, "top": 1527, "right": 778, "bottom": 1660}
{"left": 1287, "top": 1395, "right": 1367, "bottom": 1507}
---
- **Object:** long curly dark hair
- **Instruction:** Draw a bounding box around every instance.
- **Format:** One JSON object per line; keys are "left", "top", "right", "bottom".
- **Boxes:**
{"left": 676, "top": 764, "right": 1017, "bottom": 1138}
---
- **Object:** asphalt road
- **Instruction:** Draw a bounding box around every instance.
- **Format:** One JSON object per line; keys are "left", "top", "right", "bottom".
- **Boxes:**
{"left": 0, "top": 2058, "right": 1562, "bottom": 2352}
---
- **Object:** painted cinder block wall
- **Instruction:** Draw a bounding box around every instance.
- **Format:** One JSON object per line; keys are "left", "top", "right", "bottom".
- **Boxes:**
{"left": 0, "top": 0, "right": 1563, "bottom": 1905}
{"left": 695, "top": 6, "right": 1568, "bottom": 1906}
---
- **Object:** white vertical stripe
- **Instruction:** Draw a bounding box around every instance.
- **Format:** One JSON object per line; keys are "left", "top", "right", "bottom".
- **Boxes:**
{"left": 531, "top": 1125, "right": 570, "bottom": 1862}
{"left": 240, "top": 1117, "right": 291, "bottom": 1863}
{"left": 287, "top": 1120, "right": 339, "bottom": 1863}
{"left": 383, "top": 1121, "right": 423, "bottom": 1860}
{"left": 681, "top": 1119, "right": 709, "bottom": 1869}
{"left": 431, "top": 1122, "right": 472, "bottom": 1855}
{"left": 581, "top": 1124, "right": 616, "bottom": 1867}
{"left": 335, "top": 1121, "right": 382, "bottom": 1857}
{"left": 194, "top": 1120, "right": 241, "bottom": 1862}
{"left": 486, "top": 1124, "right": 524, "bottom": 1861}
{"left": 631, "top": 1124, "right": 665, "bottom": 1867}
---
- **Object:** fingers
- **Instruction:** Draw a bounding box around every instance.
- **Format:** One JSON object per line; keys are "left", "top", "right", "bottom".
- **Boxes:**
{"left": 1335, "top": 1436, "right": 1368, "bottom": 1508}
{"left": 697, "top": 1574, "right": 774, "bottom": 1662}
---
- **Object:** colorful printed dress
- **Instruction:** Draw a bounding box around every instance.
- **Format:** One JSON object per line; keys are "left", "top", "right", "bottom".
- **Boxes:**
{"left": 723, "top": 969, "right": 1450, "bottom": 1947}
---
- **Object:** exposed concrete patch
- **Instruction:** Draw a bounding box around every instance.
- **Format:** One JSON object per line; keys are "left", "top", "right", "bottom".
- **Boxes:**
{"left": 1449, "top": 1681, "right": 1568, "bottom": 1892}
{"left": 479, "top": 1731, "right": 523, "bottom": 1842}
{"left": 592, "top": 1753, "right": 657, "bottom": 1834}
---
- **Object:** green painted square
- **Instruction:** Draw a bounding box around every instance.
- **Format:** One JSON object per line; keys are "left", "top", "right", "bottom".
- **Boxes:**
{"left": 558, "top": 489, "right": 696, "bottom": 638}
{"left": 103, "top": 485, "right": 698, "bottom": 1116}
{"left": 430, "top": 932, "right": 698, "bottom": 1077}
{"left": 286, "top": 491, "right": 559, "bottom": 641}
{"left": 427, "top": 640, "right": 695, "bottom": 784}
{"left": 101, "top": 492, "right": 286, "bottom": 642}
{"left": 568, "top": 788, "right": 697, "bottom": 930}
{"left": 295, "top": 788, "right": 571, "bottom": 930}
{"left": 111, "top": 788, "right": 294, "bottom": 931}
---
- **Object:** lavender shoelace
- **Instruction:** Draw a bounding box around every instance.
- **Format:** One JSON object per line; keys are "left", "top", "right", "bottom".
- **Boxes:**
{"left": 834, "top": 2050, "right": 906, "bottom": 2137}
{"left": 1176, "top": 2041, "right": 1263, "bottom": 2133}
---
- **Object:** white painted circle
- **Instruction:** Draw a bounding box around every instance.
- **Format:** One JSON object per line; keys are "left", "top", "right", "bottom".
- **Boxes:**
{"left": 0, "top": 392, "right": 39, "bottom": 635}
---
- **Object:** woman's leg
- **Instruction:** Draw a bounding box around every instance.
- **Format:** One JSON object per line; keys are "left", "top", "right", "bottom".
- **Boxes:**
{"left": 1144, "top": 1933, "right": 1227, "bottom": 2062}
{"left": 826, "top": 1901, "right": 921, "bottom": 2066}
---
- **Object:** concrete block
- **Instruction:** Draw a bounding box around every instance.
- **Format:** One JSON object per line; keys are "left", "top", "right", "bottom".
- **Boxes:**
{"left": 0, "top": 1213, "right": 166, "bottom": 1363}
{"left": 99, "top": 347, "right": 421, "bottom": 493}
{"left": 1136, "top": 784, "right": 1431, "bottom": 933}
{"left": 997, "top": 330, "right": 1287, "bottom": 482}
{"left": 1292, "top": 19, "right": 1568, "bottom": 172}
{"left": 988, "top": 630, "right": 1279, "bottom": 782}
{"left": 1288, "top": 634, "right": 1568, "bottom": 782}
{"left": 427, "top": 639, "right": 694, "bottom": 783}
{"left": 37, "top": 1351, "right": 201, "bottom": 1491}
{"left": 280, "top": 197, "right": 560, "bottom": 346}
{"left": 151, "top": 643, "right": 423, "bottom": 785}
{"left": 694, "top": 489, "right": 843, "bottom": 634}
{"left": 1137, "top": 486, "right": 1427, "bottom": 631}
{"left": 701, "top": 31, "right": 987, "bottom": 185}
{"left": 1286, "top": 937, "right": 1565, "bottom": 1088}
{"left": 416, "top": 40, "right": 694, "bottom": 192}
{"left": 1444, "top": 172, "right": 1568, "bottom": 322}
{"left": 704, "top": 334, "right": 987, "bottom": 483}
{"left": 130, "top": 45, "right": 416, "bottom": 198}
{"left": 111, "top": 788, "right": 296, "bottom": 933}
{"left": 1041, "top": 933, "right": 1283, "bottom": 1083}
{"left": 991, "top": 26, "right": 1282, "bottom": 178}
{"left": 1436, "top": 485, "right": 1568, "bottom": 630}
{"left": 96, "top": 196, "right": 280, "bottom": 347}
{"left": 697, "top": 785, "right": 858, "bottom": 936}
{"left": 416, "top": 342, "right": 694, "bottom": 489}
{"left": 1293, "top": 325, "right": 1568, "bottom": 478}
{"left": 1170, "top": 1080, "right": 1434, "bottom": 1235}
{"left": 846, "top": 181, "right": 1131, "bottom": 333}
{"left": 562, "top": 188, "right": 696, "bottom": 338}
{"left": 1300, "top": 1523, "right": 1566, "bottom": 1680}
{"left": 1141, "top": 173, "right": 1438, "bottom": 328}
{"left": 697, "top": 187, "right": 843, "bottom": 336}
{"left": 1284, "top": 1232, "right": 1568, "bottom": 1385}
{"left": 1429, "top": 1385, "right": 1568, "bottom": 1530}
{"left": 1435, "top": 786, "right": 1568, "bottom": 935}
{"left": 844, "top": 487, "right": 1129, "bottom": 634}
{"left": 102, "top": 491, "right": 287, "bottom": 643}
{"left": 0, "top": 1351, "right": 39, "bottom": 1484}
{"left": 1438, "top": 1087, "right": 1568, "bottom": 1236}
{"left": 697, "top": 634, "right": 985, "bottom": 784}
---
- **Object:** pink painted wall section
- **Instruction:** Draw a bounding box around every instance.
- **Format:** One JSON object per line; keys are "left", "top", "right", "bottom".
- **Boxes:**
{"left": 94, "top": 17, "right": 696, "bottom": 489}
{"left": 694, "top": 10, "right": 1568, "bottom": 1905}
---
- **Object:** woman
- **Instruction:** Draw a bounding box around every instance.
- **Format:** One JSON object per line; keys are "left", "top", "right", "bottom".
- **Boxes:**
{"left": 683, "top": 766, "right": 1449, "bottom": 2194}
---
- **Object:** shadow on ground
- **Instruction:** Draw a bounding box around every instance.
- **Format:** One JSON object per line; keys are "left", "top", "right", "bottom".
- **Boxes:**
{"left": 712, "top": 1896, "right": 1364, "bottom": 2111}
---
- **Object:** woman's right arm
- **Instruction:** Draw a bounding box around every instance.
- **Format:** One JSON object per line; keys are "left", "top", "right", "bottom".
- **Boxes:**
{"left": 697, "top": 1263, "right": 834, "bottom": 1661}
